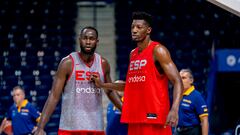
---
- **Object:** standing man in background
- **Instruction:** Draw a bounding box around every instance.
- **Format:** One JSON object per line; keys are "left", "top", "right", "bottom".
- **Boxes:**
{"left": 176, "top": 69, "right": 208, "bottom": 135}
{"left": 106, "top": 80, "right": 128, "bottom": 135}
{"left": 0, "top": 86, "right": 40, "bottom": 135}
{"left": 91, "top": 11, "right": 183, "bottom": 135}
{"left": 34, "top": 26, "right": 122, "bottom": 135}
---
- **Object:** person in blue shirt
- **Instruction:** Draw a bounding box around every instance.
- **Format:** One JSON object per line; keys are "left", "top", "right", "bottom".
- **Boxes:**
{"left": 176, "top": 69, "right": 208, "bottom": 135}
{"left": 2, "top": 86, "right": 41, "bottom": 135}
{"left": 106, "top": 100, "right": 128, "bottom": 135}
{"left": 106, "top": 81, "right": 127, "bottom": 135}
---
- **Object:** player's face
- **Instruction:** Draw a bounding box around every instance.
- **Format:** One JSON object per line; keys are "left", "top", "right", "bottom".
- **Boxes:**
{"left": 13, "top": 89, "right": 25, "bottom": 105}
{"left": 79, "top": 29, "right": 99, "bottom": 55}
{"left": 180, "top": 71, "right": 193, "bottom": 90}
{"left": 131, "top": 20, "right": 151, "bottom": 42}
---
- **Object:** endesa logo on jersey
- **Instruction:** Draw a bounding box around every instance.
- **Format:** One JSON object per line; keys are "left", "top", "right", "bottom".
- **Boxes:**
{"left": 128, "top": 75, "right": 146, "bottom": 83}
{"left": 75, "top": 70, "right": 99, "bottom": 81}
{"left": 129, "top": 59, "right": 147, "bottom": 71}
{"left": 76, "top": 87, "right": 101, "bottom": 94}
{"left": 75, "top": 70, "right": 101, "bottom": 94}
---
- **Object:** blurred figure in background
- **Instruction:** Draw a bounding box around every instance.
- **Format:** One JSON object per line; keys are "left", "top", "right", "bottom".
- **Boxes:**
{"left": 106, "top": 80, "right": 127, "bottom": 135}
{"left": 176, "top": 69, "right": 208, "bottom": 135}
{"left": 0, "top": 86, "right": 40, "bottom": 135}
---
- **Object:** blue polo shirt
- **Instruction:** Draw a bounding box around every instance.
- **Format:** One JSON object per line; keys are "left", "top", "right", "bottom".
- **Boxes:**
{"left": 106, "top": 99, "right": 128, "bottom": 135}
{"left": 178, "top": 86, "right": 208, "bottom": 127}
{"left": 7, "top": 99, "right": 40, "bottom": 135}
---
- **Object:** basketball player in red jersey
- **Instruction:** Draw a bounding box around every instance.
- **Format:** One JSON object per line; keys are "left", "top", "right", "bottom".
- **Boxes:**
{"left": 91, "top": 12, "right": 183, "bottom": 135}
{"left": 34, "top": 26, "right": 122, "bottom": 135}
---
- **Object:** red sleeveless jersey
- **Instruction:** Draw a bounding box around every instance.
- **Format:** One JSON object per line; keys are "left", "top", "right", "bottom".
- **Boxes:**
{"left": 121, "top": 41, "right": 170, "bottom": 124}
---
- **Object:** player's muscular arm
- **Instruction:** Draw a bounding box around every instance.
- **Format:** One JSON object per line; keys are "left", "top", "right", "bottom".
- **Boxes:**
{"left": 101, "top": 58, "right": 123, "bottom": 110}
{"left": 91, "top": 58, "right": 125, "bottom": 91}
{"left": 36, "top": 56, "right": 72, "bottom": 132}
{"left": 154, "top": 45, "right": 183, "bottom": 126}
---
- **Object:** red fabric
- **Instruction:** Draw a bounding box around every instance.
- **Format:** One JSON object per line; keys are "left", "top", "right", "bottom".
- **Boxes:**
{"left": 128, "top": 123, "right": 172, "bottom": 135}
{"left": 58, "top": 129, "right": 105, "bottom": 135}
{"left": 121, "top": 41, "right": 170, "bottom": 124}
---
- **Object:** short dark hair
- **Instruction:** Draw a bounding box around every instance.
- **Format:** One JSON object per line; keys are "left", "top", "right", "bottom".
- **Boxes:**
{"left": 132, "top": 11, "right": 153, "bottom": 27}
{"left": 80, "top": 26, "right": 98, "bottom": 38}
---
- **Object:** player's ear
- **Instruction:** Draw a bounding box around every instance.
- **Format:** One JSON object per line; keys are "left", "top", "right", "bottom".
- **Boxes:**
{"left": 147, "top": 27, "right": 152, "bottom": 35}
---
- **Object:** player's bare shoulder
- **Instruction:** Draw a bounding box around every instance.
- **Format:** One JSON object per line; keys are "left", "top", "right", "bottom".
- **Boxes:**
{"left": 154, "top": 43, "right": 171, "bottom": 57}
{"left": 130, "top": 48, "right": 137, "bottom": 58}
{"left": 153, "top": 43, "right": 172, "bottom": 63}
{"left": 101, "top": 56, "right": 109, "bottom": 65}
{"left": 57, "top": 55, "right": 72, "bottom": 75}
{"left": 60, "top": 55, "right": 72, "bottom": 66}
{"left": 100, "top": 56, "right": 110, "bottom": 72}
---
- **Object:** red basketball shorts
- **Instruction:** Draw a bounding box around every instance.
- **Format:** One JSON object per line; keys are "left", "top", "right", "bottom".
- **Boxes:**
{"left": 128, "top": 123, "right": 172, "bottom": 135}
{"left": 58, "top": 129, "right": 105, "bottom": 135}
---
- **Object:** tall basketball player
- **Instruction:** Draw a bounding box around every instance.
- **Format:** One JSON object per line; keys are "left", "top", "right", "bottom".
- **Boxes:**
{"left": 91, "top": 12, "right": 183, "bottom": 135}
{"left": 34, "top": 26, "right": 122, "bottom": 135}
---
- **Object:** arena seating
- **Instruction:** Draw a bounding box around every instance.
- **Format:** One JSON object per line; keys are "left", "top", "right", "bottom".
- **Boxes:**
{"left": 0, "top": 0, "right": 77, "bottom": 134}
{"left": 115, "top": 1, "right": 239, "bottom": 134}
{"left": 115, "top": 0, "right": 240, "bottom": 95}
{"left": 0, "top": 0, "right": 239, "bottom": 134}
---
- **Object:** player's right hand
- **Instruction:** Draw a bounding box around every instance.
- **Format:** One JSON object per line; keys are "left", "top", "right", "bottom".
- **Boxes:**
{"left": 90, "top": 73, "right": 103, "bottom": 88}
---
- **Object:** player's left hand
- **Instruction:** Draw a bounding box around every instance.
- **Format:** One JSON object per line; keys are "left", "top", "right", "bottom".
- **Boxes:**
{"left": 164, "top": 108, "right": 178, "bottom": 127}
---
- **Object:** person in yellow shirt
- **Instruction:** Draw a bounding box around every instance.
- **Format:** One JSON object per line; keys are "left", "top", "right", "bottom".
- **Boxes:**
{"left": 106, "top": 80, "right": 127, "bottom": 135}
{"left": 0, "top": 86, "right": 41, "bottom": 135}
{"left": 176, "top": 69, "right": 208, "bottom": 135}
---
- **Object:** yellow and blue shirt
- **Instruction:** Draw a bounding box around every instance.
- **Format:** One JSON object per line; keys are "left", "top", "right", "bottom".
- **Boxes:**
{"left": 106, "top": 100, "right": 128, "bottom": 135}
{"left": 7, "top": 99, "right": 40, "bottom": 135}
{"left": 178, "top": 86, "right": 208, "bottom": 127}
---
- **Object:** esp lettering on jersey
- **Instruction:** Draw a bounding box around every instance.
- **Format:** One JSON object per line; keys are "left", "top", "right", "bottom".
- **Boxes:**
{"left": 129, "top": 59, "right": 147, "bottom": 71}
{"left": 76, "top": 70, "right": 100, "bottom": 81}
